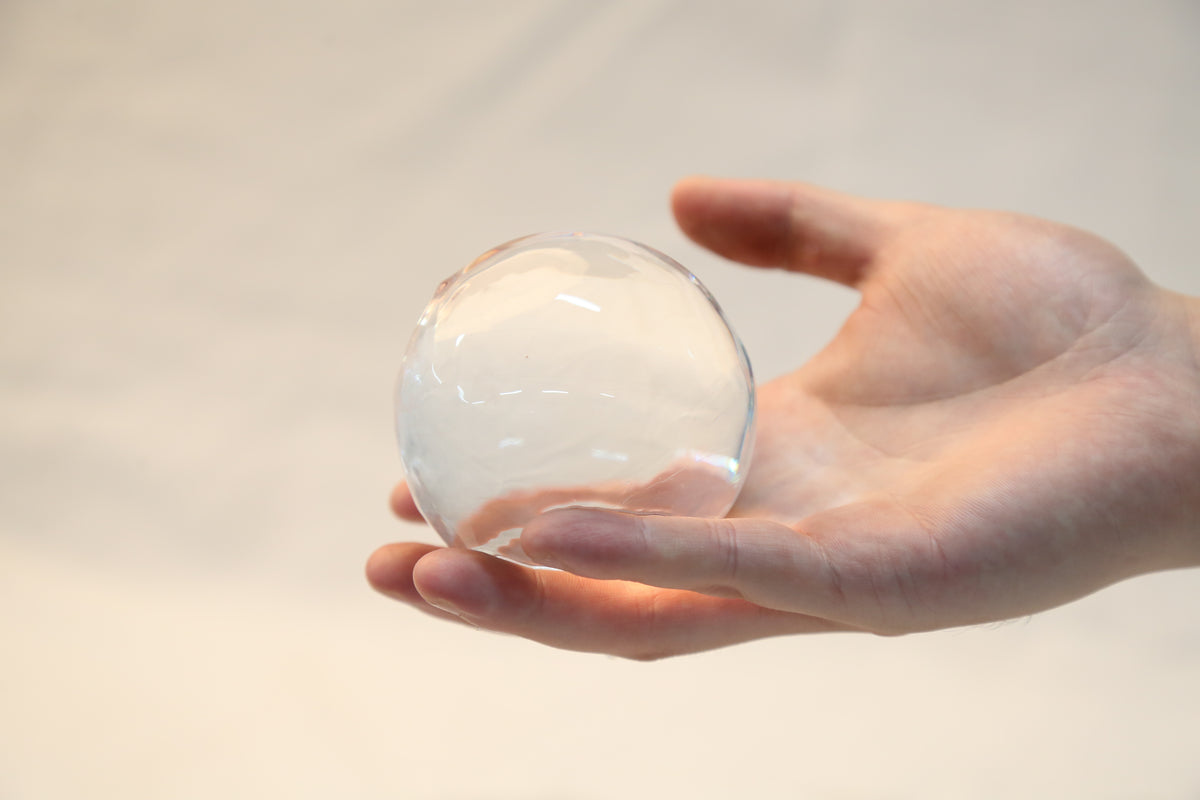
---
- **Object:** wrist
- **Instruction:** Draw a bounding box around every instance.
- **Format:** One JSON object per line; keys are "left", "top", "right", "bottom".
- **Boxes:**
{"left": 1190, "top": 295, "right": 1200, "bottom": 362}
{"left": 1181, "top": 294, "right": 1200, "bottom": 564}
{"left": 1138, "top": 288, "right": 1200, "bottom": 571}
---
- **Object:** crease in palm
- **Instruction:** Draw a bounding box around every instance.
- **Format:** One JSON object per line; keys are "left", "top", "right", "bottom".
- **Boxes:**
{"left": 735, "top": 225, "right": 1150, "bottom": 530}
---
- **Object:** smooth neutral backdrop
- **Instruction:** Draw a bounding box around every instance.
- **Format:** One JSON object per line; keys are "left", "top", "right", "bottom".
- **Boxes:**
{"left": 2, "top": 2, "right": 1198, "bottom": 798}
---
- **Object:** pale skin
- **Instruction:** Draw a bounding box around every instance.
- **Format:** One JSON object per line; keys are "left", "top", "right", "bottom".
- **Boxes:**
{"left": 368, "top": 176, "right": 1200, "bottom": 660}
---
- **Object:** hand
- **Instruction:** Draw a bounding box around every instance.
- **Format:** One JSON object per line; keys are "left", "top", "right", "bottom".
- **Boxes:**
{"left": 368, "top": 176, "right": 1200, "bottom": 659}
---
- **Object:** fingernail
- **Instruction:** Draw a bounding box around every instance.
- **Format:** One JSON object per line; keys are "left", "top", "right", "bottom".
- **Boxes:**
{"left": 418, "top": 565, "right": 500, "bottom": 618}
{"left": 425, "top": 597, "right": 481, "bottom": 629}
{"left": 424, "top": 595, "right": 466, "bottom": 616}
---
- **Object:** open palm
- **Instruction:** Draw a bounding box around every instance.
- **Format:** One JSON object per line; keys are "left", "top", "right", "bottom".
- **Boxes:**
{"left": 369, "top": 177, "right": 1200, "bottom": 659}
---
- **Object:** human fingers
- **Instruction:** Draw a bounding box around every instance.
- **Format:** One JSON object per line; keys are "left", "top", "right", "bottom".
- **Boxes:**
{"left": 389, "top": 481, "right": 426, "bottom": 522}
{"left": 408, "top": 547, "right": 848, "bottom": 659}
{"left": 670, "top": 176, "right": 913, "bottom": 287}
{"left": 520, "top": 505, "right": 938, "bottom": 634}
{"left": 366, "top": 542, "right": 472, "bottom": 625}
{"left": 521, "top": 508, "right": 841, "bottom": 612}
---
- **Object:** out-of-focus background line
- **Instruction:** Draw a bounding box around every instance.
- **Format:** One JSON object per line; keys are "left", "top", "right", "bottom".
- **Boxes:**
{"left": 1, "top": 1, "right": 1198, "bottom": 798}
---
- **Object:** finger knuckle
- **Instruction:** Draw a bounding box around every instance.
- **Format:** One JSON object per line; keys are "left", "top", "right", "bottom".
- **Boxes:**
{"left": 700, "top": 517, "right": 741, "bottom": 584}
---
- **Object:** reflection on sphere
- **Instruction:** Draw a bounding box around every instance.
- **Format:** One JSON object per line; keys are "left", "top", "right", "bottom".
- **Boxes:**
{"left": 396, "top": 232, "right": 755, "bottom": 565}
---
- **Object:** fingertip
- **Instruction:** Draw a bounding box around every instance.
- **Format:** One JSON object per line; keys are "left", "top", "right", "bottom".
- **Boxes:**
{"left": 389, "top": 481, "right": 425, "bottom": 522}
{"left": 365, "top": 542, "right": 440, "bottom": 602}
{"left": 670, "top": 176, "right": 794, "bottom": 269}
{"left": 411, "top": 548, "right": 526, "bottom": 618}
{"left": 669, "top": 174, "right": 716, "bottom": 217}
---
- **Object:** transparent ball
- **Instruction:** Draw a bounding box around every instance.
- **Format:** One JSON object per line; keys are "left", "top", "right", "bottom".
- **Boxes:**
{"left": 395, "top": 232, "right": 755, "bottom": 565}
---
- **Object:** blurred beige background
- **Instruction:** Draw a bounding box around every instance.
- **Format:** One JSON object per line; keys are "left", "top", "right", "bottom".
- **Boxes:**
{"left": 2, "top": 1, "right": 1198, "bottom": 798}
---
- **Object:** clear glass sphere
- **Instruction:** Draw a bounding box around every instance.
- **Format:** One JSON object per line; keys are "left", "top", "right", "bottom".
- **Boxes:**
{"left": 395, "top": 232, "right": 755, "bottom": 565}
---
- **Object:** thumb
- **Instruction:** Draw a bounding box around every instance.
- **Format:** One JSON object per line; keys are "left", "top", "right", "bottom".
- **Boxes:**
{"left": 670, "top": 176, "right": 910, "bottom": 287}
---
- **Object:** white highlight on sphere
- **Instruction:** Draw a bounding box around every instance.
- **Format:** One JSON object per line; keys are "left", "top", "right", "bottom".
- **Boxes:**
{"left": 395, "top": 232, "right": 755, "bottom": 565}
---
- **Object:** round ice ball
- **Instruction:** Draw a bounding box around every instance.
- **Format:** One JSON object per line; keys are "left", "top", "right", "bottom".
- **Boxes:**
{"left": 395, "top": 232, "right": 755, "bottom": 565}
